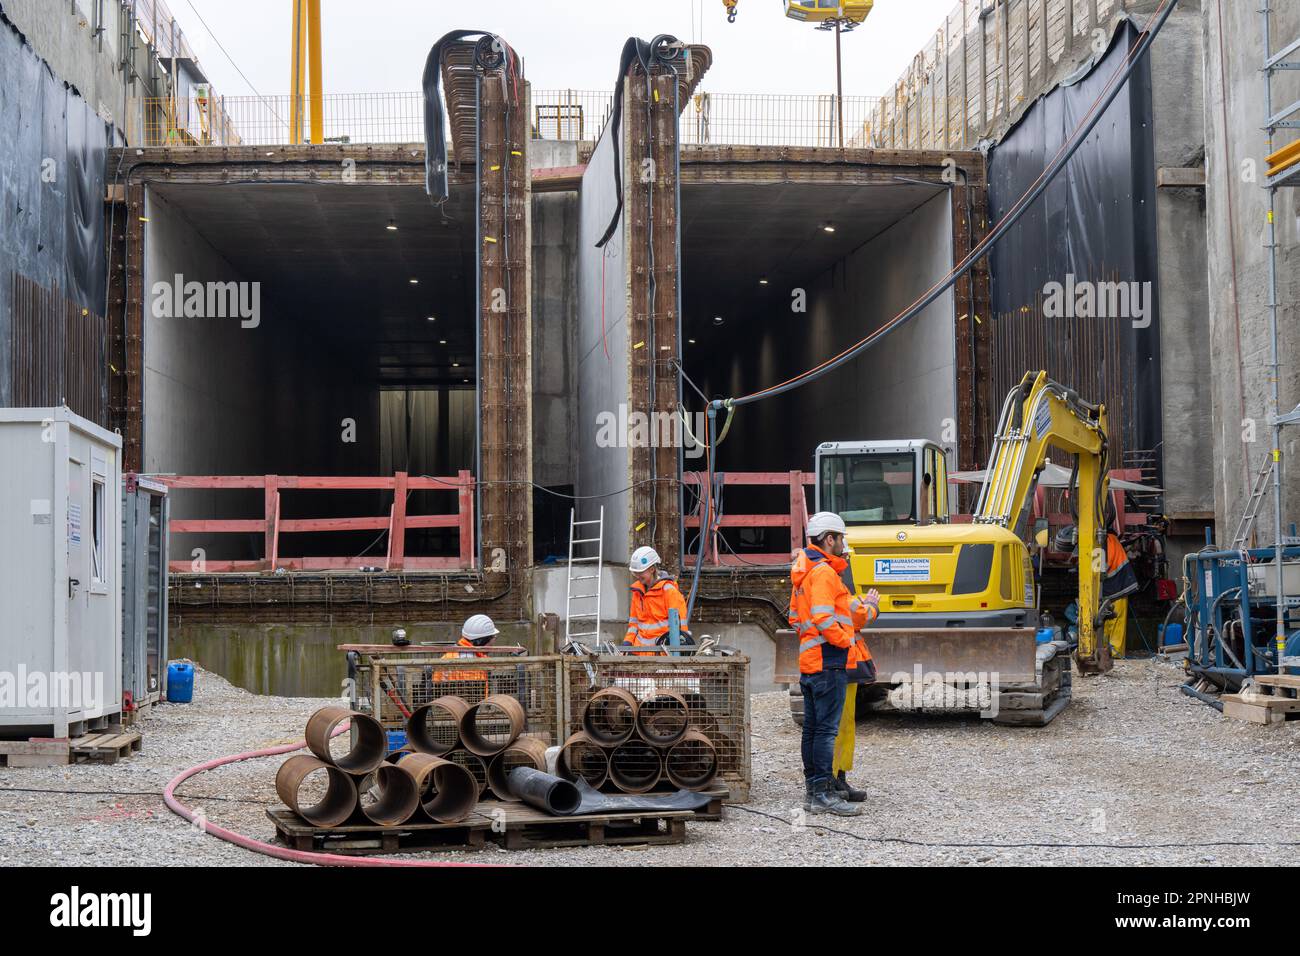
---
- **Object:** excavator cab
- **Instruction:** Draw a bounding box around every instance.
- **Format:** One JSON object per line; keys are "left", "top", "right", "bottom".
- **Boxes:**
{"left": 815, "top": 440, "right": 950, "bottom": 526}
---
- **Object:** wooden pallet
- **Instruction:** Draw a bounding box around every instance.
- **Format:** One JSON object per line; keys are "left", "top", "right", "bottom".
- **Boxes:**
{"left": 0, "top": 729, "right": 141, "bottom": 767}
{"left": 267, "top": 809, "right": 492, "bottom": 855}
{"left": 268, "top": 798, "right": 698, "bottom": 855}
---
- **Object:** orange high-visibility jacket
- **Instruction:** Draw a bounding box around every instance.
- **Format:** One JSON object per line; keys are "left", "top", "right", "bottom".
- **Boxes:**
{"left": 788, "top": 545, "right": 875, "bottom": 676}
{"left": 433, "top": 637, "right": 488, "bottom": 684}
{"left": 625, "top": 576, "right": 690, "bottom": 652}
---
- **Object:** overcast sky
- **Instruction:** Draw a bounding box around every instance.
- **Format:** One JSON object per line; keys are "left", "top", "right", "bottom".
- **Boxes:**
{"left": 179, "top": 0, "right": 958, "bottom": 100}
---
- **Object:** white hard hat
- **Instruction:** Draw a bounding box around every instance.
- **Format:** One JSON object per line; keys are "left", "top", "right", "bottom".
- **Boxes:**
{"left": 807, "top": 511, "right": 848, "bottom": 539}
{"left": 462, "top": 614, "right": 499, "bottom": 641}
{"left": 629, "top": 545, "right": 662, "bottom": 573}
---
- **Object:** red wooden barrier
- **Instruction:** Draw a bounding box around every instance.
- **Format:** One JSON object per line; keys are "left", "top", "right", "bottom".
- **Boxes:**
{"left": 160, "top": 471, "right": 475, "bottom": 573}
{"left": 682, "top": 471, "right": 814, "bottom": 567}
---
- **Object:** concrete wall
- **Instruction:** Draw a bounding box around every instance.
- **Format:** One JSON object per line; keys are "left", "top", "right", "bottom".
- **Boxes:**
{"left": 575, "top": 126, "right": 632, "bottom": 559}
{"left": 142, "top": 188, "right": 378, "bottom": 558}
{"left": 1203, "top": 0, "right": 1300, "bottom": 543}
{"left": 704, "top": 191, "right": 958, "bottom": 469}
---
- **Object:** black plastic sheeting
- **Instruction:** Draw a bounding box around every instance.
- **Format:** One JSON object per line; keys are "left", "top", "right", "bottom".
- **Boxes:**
{"left": 0, "top": 6, "right": 116, "bottom": 403}
{"left": 987, "top": 21, "right": 1162, "bottom": 468}
{"left": 508, "top": 767, "right": 714, "bottom": 816}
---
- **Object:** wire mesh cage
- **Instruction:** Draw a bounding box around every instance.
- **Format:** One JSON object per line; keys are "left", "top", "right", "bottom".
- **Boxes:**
{"left": 354, "top": 652, "right": 564, "bottom": 753}
{"left": 563, "top": 656, "right": 751, "bottom": 801}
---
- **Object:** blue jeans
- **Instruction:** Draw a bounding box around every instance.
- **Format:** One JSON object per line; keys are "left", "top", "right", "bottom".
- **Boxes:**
{"left": 800, "top": 667, "right": 847, "bottom": 787}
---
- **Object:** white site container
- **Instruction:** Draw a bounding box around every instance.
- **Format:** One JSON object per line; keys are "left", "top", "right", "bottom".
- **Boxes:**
{"left": 0, "top": 407, "right": 122, "bottom": 737}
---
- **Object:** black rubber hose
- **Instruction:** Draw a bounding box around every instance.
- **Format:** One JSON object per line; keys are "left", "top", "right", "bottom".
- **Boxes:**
{"left": 725, "top": 0, "right": 1180, "bottom": 409}
{"left": 508, "top": 766, "right": 581, "bottom": 816}
{"left": 1180, "top": 680, "right": 1224, "bottom": 713}
{"left": 422, "top": 30, "right": 517, "bottom": 203}
{"left": 594, "top": 35, "right": 682, "bottom": 248}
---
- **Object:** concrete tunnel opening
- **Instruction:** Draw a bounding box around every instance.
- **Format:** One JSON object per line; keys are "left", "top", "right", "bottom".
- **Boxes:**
{"left": 678, "top": 178, "right": 959, "bottom": 564}
{"left": 143, "top": 180, "right": 481, "bottom": 566}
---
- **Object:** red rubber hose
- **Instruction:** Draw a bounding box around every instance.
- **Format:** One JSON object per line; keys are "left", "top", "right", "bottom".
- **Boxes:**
{"left": 162, "top": 727, "right": 489, "bottom": 868}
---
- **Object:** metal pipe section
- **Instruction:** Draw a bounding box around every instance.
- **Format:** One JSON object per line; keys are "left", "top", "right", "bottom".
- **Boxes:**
{"left": 635, "top": 689, "right": 690, "bottom": 745}
{"left": 664, "top": 728, "right": 718, "bottom": 790}
{"left": 459, "top": 694, "right": 527, "bottom": 756}
{"left": 486, "top": 735, "right": 550, "bottom": 800}
{"left": 608, "top": 739, "right": 663, "bottom": 794}
{"left": 356, "top": 763, "right": 421, "bottom": 826}
{"left": 582, "top": 686, "right": 638, "bottom": 745}
{"left": 275, "top": 754, "right": 358, "bottom": 828}
{"left": 507, "top": 767, "right": 581, "bottom": 816}
{"left": 305, "top": 706, "right": 386, "bottom": 774}
{"left": 558, "top": 731, "right": 610, "bottom": 788}
{"left": 397, "top": 752, "right": 478, "bottom": 823}
{"left": 446, "top": 749, "right": 489, "bottom": 795}
{"left": 406, "top": 695, "right": 470, "bottom": 756}
{"left": 1179, "top": 680, "right": 1225, "bottom": 713}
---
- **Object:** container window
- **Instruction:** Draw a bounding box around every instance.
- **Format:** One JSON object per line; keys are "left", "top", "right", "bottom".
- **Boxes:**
{"left": 91, "top": 476, "right": 106, "bottom": 585}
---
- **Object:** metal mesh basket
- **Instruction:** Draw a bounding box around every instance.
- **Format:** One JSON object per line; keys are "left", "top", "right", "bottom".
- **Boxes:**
{"left": 563, "top": 656, "right": 751, "bottom": 801}
{"left": 354, "top": 653, "right": 564, "bottom": 749}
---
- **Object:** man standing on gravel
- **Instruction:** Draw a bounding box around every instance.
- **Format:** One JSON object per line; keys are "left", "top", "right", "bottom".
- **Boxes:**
{"left": 788, "top": 512, "right": 871, "bottom": 816}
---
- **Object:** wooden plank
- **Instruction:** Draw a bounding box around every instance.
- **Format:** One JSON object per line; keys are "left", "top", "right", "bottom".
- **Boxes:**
{"left": 1251, "top": 673, "right": 1300, "bottom": 690}
{"left": 0, "top": 737, "right": 70, "bottom": 755}
{"left": 1222, "top": 695, "right": 1286, "bottom": 726}
{"left": 389, "top": 470, "right": 408, "bottom": 570}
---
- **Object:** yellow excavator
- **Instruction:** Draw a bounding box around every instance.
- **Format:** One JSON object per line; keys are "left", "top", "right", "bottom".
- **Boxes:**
{"left": 777, "top": 371, "right": 1113, "bottom": 727}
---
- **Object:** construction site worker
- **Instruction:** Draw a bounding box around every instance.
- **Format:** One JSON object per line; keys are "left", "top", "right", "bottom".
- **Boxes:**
{"left": 829, "top": 586, "right": 880, "bottom": 803}
{"left": 624, "top": 546, "right": 691, "bottom": 655}
{"left": 788, "top": 511, "right": 868, "bottom": 816}
{"left": 432, "top": 613, "right": 498, "bottom": 688}
{"left": 1102, "top": 531, "right": 1139, "bottom": 658}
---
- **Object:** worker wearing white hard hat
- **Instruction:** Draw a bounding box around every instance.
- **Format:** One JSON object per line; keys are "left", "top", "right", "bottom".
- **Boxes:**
{"left": 433, "top": 614, "right": 498, "bottom": 686}
{"left": 624, "top": 546, "right": 691, "bottom": 655}
{"left": 788, "top": 511, "right": 878, "bottom": 815}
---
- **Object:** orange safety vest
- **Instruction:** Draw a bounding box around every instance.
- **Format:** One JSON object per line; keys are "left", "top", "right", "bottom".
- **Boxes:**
{"left": 625, "top": 576, "right": 690, "bottom": 656}
{"left": 788, "top": 545, "right": 876, "bottom": 676}
{"left": 433, "top": 637, "right": 488, "bottom": 684}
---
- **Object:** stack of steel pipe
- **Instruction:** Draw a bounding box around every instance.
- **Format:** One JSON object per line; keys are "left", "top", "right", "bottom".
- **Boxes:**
{"left": 559, "top": 688, "right": 719, "bottom": 793}
{"left": 405, "top": 693, "right": 546, "bottom": 801}
{"left": 275, "top": 705, "right": 478, "bottom": 829}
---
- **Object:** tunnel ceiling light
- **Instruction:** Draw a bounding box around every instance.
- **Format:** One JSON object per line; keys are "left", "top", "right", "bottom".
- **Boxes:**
{"left": 821, "top": 222, "right": 836, "bottom": 233}
{"left": 426, "top": 316, "right": 437, "bottom": 322}
{"left": 713, "top": 316, "right": 724, "bottom": 326}
{"left": 409, "top": 278, "right": 419, "bottom": 285}
{"left": 452, "top": 362, "right": 460, "bottom": 367}
{"left": 688, "top": 338, "right": 697, "bottom": 344}
{"left": 439, "top": 339, "right": 447, "bottom": 345}
{"left": 387, "top": 220, "right": 398, "bottom": 232}
{"left": 759, "top": 277, "right": 769, "bottom": 285}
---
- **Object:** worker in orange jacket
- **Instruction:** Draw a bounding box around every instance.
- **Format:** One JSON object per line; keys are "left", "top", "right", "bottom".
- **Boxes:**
{"left": 624, "top": 546, "right": 691, "bottom": 655}
{"left": 432, "top": 613, "right": 497, "bottom": 688}
{"left": 1102, "top": 530, "right": 1138, "bottom": 658}
{"left": 789, "top": 511, "right": 875, "bottom": 816}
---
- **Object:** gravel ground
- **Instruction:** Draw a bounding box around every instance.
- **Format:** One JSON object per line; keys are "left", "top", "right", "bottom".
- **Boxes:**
{"left": 1, "top": 659, "right": 1297, "bottom": 867}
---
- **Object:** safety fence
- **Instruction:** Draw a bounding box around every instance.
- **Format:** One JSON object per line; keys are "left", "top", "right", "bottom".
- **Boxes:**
{"left": 158, "top": 472, "right": 475, "bottom": 573}
{"left": 126, "top": 90, "right": 889, "bottom": 149}
{"left": 683, "top": 471, "right": 814, "bottom": 567}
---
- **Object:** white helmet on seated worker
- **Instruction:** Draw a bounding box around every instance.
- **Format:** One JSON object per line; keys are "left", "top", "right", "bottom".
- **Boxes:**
{"left": 629, "top": 545, "right": 661, "bottom": 573}
{"left": 807, "top": 511, "right": 848, "bottom": 540}
{"left": 462, "top": 613, "right": 499, "bottom": 645}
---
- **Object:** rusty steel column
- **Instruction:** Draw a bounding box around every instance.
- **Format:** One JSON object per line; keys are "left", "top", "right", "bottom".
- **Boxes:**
{"left": 476, "top": 53, "right": 533, "bottom": 597}
{"left": 951, "top": 152, "right": 992, "bottom": 475}
{"left": 625, "top": 63, "right": 683, "bottom": 568}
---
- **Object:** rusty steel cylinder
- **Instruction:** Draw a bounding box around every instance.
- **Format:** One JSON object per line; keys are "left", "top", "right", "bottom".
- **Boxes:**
{"left": 581, "top": 686, "right": 638, "bottom": 745}
{"left": 356, "top": 763, "right": 421, "bottom": 826}
{"left": 486, "top": 735, "right": 550, "bottom": 801}
{"left": 276, "top": 754, "right": 358, "bottom": 828}
{"left": 397, "top": 752, "right": 478, "bottom": 823}
{"left": 664, "top": 729, "right": 719, "bottom": 790}
{"left": 459, "top": 693, "right": 527, "bottom": 757}
{"left": 446, "top": 749, "right": 489, "bottom": 796}
{"left": 305, "top": 705, "right": 386, "bottom": 774}
{"left": 635, "top": 689, "right": 690, "bottom": 746}
{"left": 406, "top": 695, "right": 470, "bottom": 755}
{"left": 608, "top": 739, "right": 663, "bottom": 794}
{"left": 558, "top": 731, "right": 610, "bottom": 788}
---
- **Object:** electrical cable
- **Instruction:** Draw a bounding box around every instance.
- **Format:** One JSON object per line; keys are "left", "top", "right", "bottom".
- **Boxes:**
{"left": 183, "top": 0, "right": 289, "bottom": 130}
{"left": 721, "top": 0, "right": 1180, "bottom": 410}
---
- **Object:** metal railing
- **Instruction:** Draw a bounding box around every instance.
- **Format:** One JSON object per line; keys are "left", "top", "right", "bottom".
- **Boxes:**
{"left": 128, "top": 90, "right": 889, "bottom": 149}
{"left": 159, "top": 471, "right": 475, "bottom": 573}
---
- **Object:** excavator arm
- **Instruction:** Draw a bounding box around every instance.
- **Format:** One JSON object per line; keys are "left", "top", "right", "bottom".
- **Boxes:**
{"left": 974, "top": 371, "right": 1112, "bottom": 673}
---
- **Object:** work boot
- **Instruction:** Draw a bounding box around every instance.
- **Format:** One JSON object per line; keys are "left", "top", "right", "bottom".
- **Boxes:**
{"left": 833, "top": 771, "right": 867, "bottom": 803}
{"left": 809, "top": 780, "right": 862, "bottom": 817}
{"left": 803, "top": 780, "right": 813, "bottom": 811}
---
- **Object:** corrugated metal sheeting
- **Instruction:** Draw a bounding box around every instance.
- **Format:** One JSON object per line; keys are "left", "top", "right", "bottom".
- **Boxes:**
{"left": 8, "top": 273, "right": 109, "bottom": 428}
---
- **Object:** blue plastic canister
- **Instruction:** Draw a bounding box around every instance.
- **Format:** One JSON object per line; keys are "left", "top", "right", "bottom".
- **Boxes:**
{"left": 1035, "top": 627, "right": 1055, "bottom": 644}
{"left": 167, "top": 661, "right": 195, "bottom": 703}
{"left": 386, "top": 730, "right": 408, "bottom": 754}
{"left": 1160, "top": 623, "right": 1184, "bottom": 647}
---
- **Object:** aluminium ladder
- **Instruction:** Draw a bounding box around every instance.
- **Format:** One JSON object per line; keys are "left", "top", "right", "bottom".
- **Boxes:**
{"left": 564, "top": 506, "right": 604, "bottom": 651}
{"left": 1231, "top": 457, "right": 1275, "bottom": 551}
